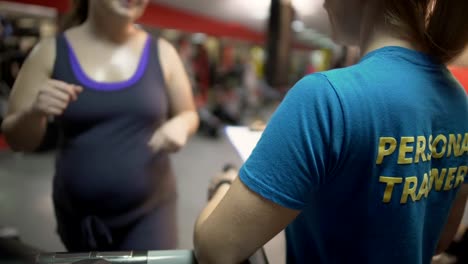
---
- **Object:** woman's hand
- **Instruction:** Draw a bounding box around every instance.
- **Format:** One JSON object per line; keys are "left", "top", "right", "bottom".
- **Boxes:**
{"left": 148, "top": 117, "right": 189, "bottom": 153}
{"left": 31, "top": 79, "right": 82, "bottom": 116}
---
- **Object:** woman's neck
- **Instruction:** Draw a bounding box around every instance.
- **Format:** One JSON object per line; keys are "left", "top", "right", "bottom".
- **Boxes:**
{"left": 360, "top": 29, "right": 418, "bottom": 57}
{"left": 358, "top": 1, "right": 420, "bottom": 57}
{"left": 83, "top": 13, "right": 138, "bottom": 44}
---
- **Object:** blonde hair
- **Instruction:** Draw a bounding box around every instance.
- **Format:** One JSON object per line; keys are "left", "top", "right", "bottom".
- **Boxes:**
{"left": 383, "top": 0, "right": 468, "bottom": 63}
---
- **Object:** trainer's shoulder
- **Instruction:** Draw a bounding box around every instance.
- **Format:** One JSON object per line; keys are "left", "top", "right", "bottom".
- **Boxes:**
{"left": 288, "top": 73, "right": 335, "bottom": 98}
{"left": 279, "top": 73, "right": 343, "bottom": 113}
{"left": 322, "top": 62, "right": 368, "bottom": 84}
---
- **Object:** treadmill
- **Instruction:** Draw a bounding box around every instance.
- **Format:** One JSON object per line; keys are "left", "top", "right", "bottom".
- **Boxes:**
{"left": 1, "top": 226, "right": 268, "bottom": 264}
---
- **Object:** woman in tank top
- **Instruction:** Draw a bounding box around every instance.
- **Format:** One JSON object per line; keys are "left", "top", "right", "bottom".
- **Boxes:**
{"left": 2, "top": 0, "right": 199, "bottom": 251}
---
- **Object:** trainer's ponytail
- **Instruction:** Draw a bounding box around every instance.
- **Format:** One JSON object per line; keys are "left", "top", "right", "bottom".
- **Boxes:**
{"left": 60, "top": 0, "right": 89, "bottom": 32}
{"left": 384, "top": 0, "right": 468, "bottom": 63}
{"left": 425, "top": 0, "right": 468, "bottom": 63}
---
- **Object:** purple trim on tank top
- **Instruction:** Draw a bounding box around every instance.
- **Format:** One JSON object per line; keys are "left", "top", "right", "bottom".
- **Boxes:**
{"left": 65, "top": 35, "right": 151, "bottom": 91}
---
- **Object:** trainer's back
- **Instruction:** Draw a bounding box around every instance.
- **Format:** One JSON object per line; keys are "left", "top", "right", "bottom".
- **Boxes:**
{"left": 288, "top": 46, "right": 468, "bottom": 263}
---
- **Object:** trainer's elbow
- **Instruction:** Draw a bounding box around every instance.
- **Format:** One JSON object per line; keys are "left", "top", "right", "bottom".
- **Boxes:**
{"left": 194, "top": 229, "right": 237, "bottom": 264}
{"left": 193, "top": 229, "right": 214, "bottom": 264}
{"left": 194, "top": 246, "right": 234, "bottom": 264}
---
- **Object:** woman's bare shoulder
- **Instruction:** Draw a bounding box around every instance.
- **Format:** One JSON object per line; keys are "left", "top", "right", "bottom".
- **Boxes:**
{"left": 23, "top": 36, "right": 56, "bottom": 76}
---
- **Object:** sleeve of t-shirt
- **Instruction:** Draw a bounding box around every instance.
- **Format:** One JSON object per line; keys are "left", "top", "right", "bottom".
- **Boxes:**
{"left": 239, "top": 73, "right": 345, "bottom": 210}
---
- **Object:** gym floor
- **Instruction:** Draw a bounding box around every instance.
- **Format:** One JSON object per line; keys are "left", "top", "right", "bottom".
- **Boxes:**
{"left": 0, "top": 133, "right": 285, "bottom": 263}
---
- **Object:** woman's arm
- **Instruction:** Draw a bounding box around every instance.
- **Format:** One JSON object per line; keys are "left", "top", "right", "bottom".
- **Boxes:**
{"left": 1, "top": 38, "right": 55, "bottom": 151}
{"left": 148, "top": 38, "right": 199, "bottom": 152}
{"left": 159, "top": 38, "right": 199, "bottom": 134}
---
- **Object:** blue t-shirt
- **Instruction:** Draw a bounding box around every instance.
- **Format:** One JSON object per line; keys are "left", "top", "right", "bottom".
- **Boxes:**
{"left": 239, "top": 46, "right": 468, "bottom": 264}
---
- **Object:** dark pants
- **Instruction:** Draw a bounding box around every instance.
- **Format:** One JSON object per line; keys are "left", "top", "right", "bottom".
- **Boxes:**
{"left": 54, "top": 198, "right": 178, "bottom": 252}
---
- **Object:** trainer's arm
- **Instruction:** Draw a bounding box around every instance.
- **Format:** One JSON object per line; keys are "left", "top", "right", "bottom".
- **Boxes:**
{"left": 194, "top": 178, "right": 299, "bottom": 264}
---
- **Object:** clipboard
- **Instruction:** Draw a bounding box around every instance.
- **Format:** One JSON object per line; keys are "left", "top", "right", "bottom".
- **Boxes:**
{"left": 224, "top": 126, "right": 263, "bottom": 162}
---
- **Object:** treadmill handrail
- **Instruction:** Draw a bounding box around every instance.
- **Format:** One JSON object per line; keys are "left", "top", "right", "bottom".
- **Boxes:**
{"left": 35, "top": 248, "right": 269, "bottom": 264}
{"left": 36, "top": 250, "right": 196, "bottom": 264}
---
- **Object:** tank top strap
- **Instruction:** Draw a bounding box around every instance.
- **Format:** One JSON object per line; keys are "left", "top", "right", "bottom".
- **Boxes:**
{"left": 51, "top": 34, "right": 77, "bottom": 83}
{"left": 145, "top": 32, "right": 167, "bottom": 91}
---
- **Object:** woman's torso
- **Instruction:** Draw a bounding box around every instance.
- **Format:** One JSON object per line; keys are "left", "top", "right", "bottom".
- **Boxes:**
{"left": 51, "top": 30, "right": 175, "bottom": 218}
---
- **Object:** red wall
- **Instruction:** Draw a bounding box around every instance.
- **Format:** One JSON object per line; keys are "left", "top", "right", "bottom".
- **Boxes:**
{"left": 450, "top": 67, "right": 468, "bottom": 93}
{"left": 9, "top": 0, "right": 265, "bottom": 43}
{"left": 8, "top": 0, "right": 316, "bottom": 50}
{"left": 140, "top": 3, "right": 264, "bottom": 43}
{"left": 9, "top": 0, "right": 70, "bottom": 12}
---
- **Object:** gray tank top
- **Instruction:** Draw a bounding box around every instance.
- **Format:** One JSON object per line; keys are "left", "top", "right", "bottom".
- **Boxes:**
{"left": 51, "top": 33, "right": 176, "bottom": 220}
